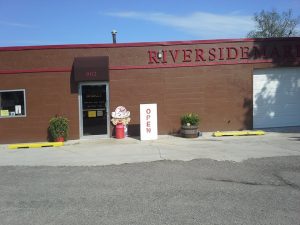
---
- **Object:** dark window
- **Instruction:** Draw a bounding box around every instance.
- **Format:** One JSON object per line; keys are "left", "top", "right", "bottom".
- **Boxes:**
{"left": 0, "top": 90, "right": 26, "bottom": 117}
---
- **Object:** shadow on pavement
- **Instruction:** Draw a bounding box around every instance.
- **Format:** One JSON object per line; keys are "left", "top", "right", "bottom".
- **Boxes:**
{"left": 262, "top": 126, "right": 300, "bottom": 133}
{"left": 288, "top": 137, "right": 300, "bottom": 141}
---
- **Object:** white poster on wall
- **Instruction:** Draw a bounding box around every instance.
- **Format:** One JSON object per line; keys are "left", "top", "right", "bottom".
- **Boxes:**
{"left": 15, "top": 105, "right": 21, "bottom": 115}
{"left": 140, "top": 104, "right": 158, "bottom": 140}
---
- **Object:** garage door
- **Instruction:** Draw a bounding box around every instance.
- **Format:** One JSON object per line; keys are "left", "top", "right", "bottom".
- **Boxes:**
{"left": 253, "top": 67, "right": 300, "bottom": 128}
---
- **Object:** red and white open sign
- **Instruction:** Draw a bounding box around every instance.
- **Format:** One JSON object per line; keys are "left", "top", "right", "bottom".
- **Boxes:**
{"left": 140, "top": 104, "right": 158, "bottom": 140}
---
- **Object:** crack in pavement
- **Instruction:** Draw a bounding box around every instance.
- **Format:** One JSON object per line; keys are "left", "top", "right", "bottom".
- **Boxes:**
{"left": 205, "top": 173, "right": 300, "bottom": 191}
{"left": 204, "top": 178, "right": 285, "bottom": 187}
{"left": 272, "top": 173, "right": 300, "bottom": 191}
{"left": 152, "top": 143, "right": 165, "bottom": 160}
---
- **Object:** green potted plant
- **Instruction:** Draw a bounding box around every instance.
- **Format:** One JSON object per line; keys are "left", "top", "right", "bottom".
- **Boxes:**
{"left": 49, "top": 115, "right": 69, "bottom": 142}
{"left": 180, "top": 113, "right": 200, "bottom": 138}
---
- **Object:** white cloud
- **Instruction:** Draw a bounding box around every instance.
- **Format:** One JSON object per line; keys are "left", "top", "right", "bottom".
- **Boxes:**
{"left": 296, "top": 25, "right": 300, "bottom": 34}
{"left": 0, "top": 21, "right": 37, "bottom": 28}
{"left": 105, "top": 11, "right": 255, "bottom": 39}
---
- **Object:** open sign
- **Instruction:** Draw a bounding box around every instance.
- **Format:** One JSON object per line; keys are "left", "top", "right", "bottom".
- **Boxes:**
{"left": 140, "top": 104, "right": 158, "bottom": 140}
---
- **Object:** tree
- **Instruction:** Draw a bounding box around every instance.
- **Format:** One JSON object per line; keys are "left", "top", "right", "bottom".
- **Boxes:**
{"left": 247, "top": 9, "right": 299, "bottom": 38}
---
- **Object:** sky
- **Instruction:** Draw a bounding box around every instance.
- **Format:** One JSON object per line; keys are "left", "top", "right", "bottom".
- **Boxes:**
{"left": 0, "top": 0, "right": 299, "bottom": 47}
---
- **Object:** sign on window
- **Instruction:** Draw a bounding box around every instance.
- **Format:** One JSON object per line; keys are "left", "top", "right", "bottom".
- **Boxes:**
{"left": 0, "top": 90, "right": 26, "bottom": 118}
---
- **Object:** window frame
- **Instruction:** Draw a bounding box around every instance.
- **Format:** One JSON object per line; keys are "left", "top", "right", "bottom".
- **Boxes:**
{"left": 0, "top": 89, "right": 27, "bottom": 118}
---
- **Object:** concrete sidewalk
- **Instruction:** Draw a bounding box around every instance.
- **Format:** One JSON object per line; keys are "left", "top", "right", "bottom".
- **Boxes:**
{"left": 0, "top": 132, "right": 299, "bottom": 166}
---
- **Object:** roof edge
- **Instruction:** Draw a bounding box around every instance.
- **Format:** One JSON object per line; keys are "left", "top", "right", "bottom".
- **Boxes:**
{"left": 0, "top": 37, "right": 299, "bottom": 52}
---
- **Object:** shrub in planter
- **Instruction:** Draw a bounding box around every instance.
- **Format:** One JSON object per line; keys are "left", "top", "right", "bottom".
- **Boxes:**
{"left": 180, "top": 113, "right": 200, "bottom": 138}
{"left": 48, "top": 115, "right": 69, "bottom": 142}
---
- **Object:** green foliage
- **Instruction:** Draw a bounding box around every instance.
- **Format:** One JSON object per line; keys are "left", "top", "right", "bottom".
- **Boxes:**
{"left": 181, "top": 113, "right": 200, "bottom": 126}
{"left": 49, "top": 115, "right": 69, "bottom": 141}
{"left": 247, "top": 9, "right": 299, "bottom": 38}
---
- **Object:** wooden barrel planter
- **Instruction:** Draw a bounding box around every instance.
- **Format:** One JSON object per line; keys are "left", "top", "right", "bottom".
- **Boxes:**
{"left": 181, "top": 125, "right": 198, "bottom": 138}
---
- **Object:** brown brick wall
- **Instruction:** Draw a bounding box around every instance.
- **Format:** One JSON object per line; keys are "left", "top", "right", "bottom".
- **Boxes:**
{"left": 0, "top": 72, "right": 79, "bottom": 144}
{"left": 109, "top": 64, "right": 254, "bottom": 136}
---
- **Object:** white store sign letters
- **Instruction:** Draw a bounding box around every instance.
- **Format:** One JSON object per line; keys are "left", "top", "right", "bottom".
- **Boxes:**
{"left": 140, "top": 104, "right": 158, "bottom": 140}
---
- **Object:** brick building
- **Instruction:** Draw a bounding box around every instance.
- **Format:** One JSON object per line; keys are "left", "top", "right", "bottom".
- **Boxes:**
{"left": 0, "top": 37, "right": 299, "bottom": 144}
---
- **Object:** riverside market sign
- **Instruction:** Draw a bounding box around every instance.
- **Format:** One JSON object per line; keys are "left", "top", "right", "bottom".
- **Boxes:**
{"left": 147, "top": 45, "right": 300, "bottom": 65}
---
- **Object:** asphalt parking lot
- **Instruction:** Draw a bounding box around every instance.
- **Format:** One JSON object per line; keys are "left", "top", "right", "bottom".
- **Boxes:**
{"left": 0, "top": 156, "right": 300, "bottom": 225}
{"left": 0, "top": 130, "right": 300, "bottom": 225}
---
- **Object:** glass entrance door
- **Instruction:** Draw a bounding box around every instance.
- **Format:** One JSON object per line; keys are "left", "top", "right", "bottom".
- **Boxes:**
{"left": 79, "top": 83, "right": 109, "bottom": 137}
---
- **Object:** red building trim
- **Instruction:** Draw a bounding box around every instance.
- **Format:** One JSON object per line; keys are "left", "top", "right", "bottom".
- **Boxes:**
{"left": 0, "top": 37, "right": 299, "bottom": 52}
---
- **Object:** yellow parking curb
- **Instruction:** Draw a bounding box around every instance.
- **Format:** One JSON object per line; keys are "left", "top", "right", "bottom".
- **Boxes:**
{"left": 8, "top": 142, "right": 64, "bottom": 149}
{"left": 213, "top": 130, "right": 265, "bottom": 137}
